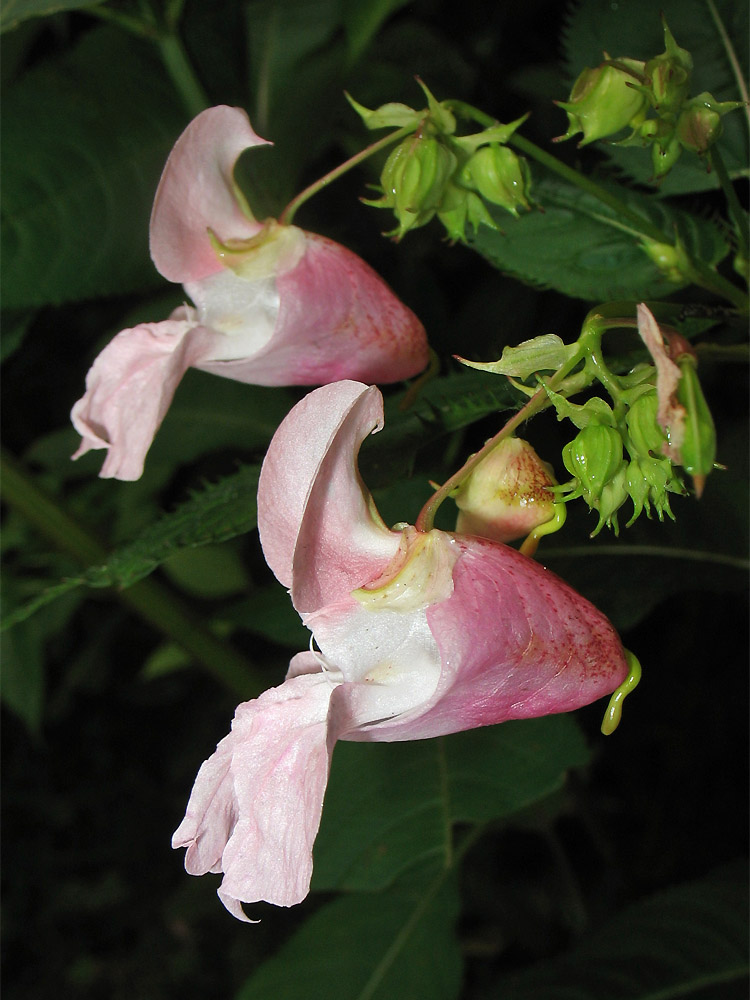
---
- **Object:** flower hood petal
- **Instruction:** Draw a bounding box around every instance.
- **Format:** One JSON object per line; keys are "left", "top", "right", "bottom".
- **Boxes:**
{"left": 150, "top": 106, "right": 269, "bottom": 284}
{"left": 172, "top": 668, "right": 345, "bottom": 918}
{"left": 70, "top": 319, "right": 219, "bottom": 480}
{"left": 200, "top": 233, "right": 429, "bottom": 386}
{"left": 257, "top": 381, "right": 401, "bottom": 595}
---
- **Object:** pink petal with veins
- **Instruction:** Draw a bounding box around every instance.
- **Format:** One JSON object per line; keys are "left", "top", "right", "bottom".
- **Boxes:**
{"left": 150, "top": 106, "right": 269, "bottom": 284}
{"left": 348, "top": 534, "right": 628, "bottom": 742}
{"left": 201, "top": 234, "right": 429, "bottom": 387}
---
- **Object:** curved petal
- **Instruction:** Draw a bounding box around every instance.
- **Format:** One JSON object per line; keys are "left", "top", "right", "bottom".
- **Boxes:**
{"left": 222, "top": 233, "right": 429, "bottom": 386}
{"left": 348, "top": 534, "right": 628, "bottom": 742}
{"left": 257, "top": 382, "right": 400, "bottom": 593}
{"left": 172, "top": 672, "right": 343, "bottom": 917}
{"left": 70, "top": 320, "right": 218, "bottom": 480}
{"left": 150, "top": 106, "right": 269, "bottom": 284}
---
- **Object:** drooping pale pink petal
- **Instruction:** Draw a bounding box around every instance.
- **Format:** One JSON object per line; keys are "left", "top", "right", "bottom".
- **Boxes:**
{"left": 172, "top": 671, "right": 345, "bottom": 918}
{"left": 257, "top": 381, "right": 401, "bottom": 594}
{"left": 202, "top": 233, "right": 429, "bottom": 386}
{"left": 150, "top": 106, "right": 269, "bottom": 284}
{"left": 345, "top": 534, "right": 628, "bottom": 742}
{"left": 636, "top": 303, "right": 685, "bottom": 460}
{"left": 70, "top": 320, "right": 219, "bottom": 480}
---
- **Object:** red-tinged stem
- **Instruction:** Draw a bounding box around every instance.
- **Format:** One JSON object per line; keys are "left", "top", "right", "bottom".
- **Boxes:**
{"left": 279, "top": 124, "right": 417, "bottom": 225}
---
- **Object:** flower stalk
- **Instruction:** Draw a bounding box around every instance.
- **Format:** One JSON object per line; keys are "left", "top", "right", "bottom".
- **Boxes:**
{"left": 279, "top": 124, "right": 419, "bottom": 225}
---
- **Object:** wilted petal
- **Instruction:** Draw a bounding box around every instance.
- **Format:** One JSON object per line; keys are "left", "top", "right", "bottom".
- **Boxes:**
{"left": 70, "top": 320, "right": 218, "bottom": 480}
{"left": 221, "top": 233, "right": 429, "bottom": 387}
{"left": 150, "top": 106, "right": 269, "bottom": 284}
{"left": 258, "top": 381, "right": 401, "bottom": 594}
{"left": 173, "top": 672, "right": 344, "bottom": 917}
{"left": 636, "top": 303, "right": 685, "bottom": 459}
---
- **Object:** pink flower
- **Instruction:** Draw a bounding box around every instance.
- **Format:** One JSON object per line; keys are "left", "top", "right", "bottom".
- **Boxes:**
{"left": 172, "top": 381, "right": 629, "bottom": 920}
{"left": 71, "top": 107, "right": 428, "bottom": 480}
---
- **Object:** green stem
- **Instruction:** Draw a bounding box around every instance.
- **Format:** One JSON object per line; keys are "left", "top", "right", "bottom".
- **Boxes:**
{"left": 86, "top": 4, "right": 157, "bottom": 39}
{"left": 415, "top": 346, "right": 586, "bottom": 532}
{"left": 279, "top": 124, "right": 416, "bottom": 225}
{"left": 448, "top": 100, "right": 749, "bottom": 311}
{"left": 156, "top": 31, "right": 210, "bottom": 118}
{"left": 705, "top": 0, "right": 750, "bottom": 133}
{"left": 1, "top": 451, "right": 263, "bottom": 699}
{"left": 709, "top": 145, "right": 750, "bottom": 262}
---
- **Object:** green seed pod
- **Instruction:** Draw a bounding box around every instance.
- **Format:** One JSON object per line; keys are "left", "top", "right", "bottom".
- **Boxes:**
{"left": 555, "top": 58, "right": 648, "bottom": 145}
{"left": 675, "top": 357, "right": 716, "bottom": 490}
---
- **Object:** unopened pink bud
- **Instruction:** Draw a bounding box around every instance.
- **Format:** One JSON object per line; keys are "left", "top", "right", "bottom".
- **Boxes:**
{"left": 454, "top": 437, "right": 557, "bottom": 543}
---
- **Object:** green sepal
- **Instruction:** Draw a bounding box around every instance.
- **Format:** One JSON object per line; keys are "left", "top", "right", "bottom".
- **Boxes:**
{"left": 457, "top": 334, "right": 580, "bottom": 381}
{"left": 345, "top": 92, "right": 423, "bottom": 131}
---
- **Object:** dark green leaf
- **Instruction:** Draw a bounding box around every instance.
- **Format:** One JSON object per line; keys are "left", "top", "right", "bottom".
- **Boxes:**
{"left": 313, "top": 715, "right": 589, "bottom": 892}
{"left": 236, "top": 867, "right": 462, "bottom": 1000}
{"left": 0, "top": 0, "right": 100, "bottom": 33}
{"left": 1, "top": 26, "right": 185, "bottom": 308}
{"left": 362, "top": 370, "right": 521, "bottom": 487}
{"left": 561, "top": 0, "right": 749, "bottom": 195}
{"left": 2, "top": 464, "right": 261, "bottom": 629}
{"left": 341, "top": 0, "right": 410, "bottom": 64}
{"left": 486, "top": 862, "right": 749, "bottom": 1000}
{"left": 220, "top": 585, "right": 311, "bottom": 649}
{"left": 467, "top": 174, "right": 728, "bottom": 300}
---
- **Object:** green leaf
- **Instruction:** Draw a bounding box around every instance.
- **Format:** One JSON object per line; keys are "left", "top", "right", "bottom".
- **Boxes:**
{"left": 341, "top": 0, "right": 411, "bottom": 64}
{"left": 467, "top": 174, "right": 728, "bottom": 300}
{"left": 220, "top": 585, "right": 311, "bottom": 649}
{"left": 1, "top": 26, "right": 185, "bottom": 308}
{"left": 236, "top": 867, "right": 462, "bottom": 1000}
{"left": 312, "top": 715, "right": 589, "bottom": 892}
{"left": 561, "top": 0, "right": 749, "bottom": 195}
{"left": 244, "top": 0, "right": 345, "bottom": 202}
{"left": 488, "top": 862, "right": 749, "bottom": 999}
{"left": 0, "top": 0, "right": 100, "bottom": 33}
{"left": 2, "top": 464, "right": 261, "bottom": 629}
{"left": 0, "top": 580, "right": 83, "bottom": 734}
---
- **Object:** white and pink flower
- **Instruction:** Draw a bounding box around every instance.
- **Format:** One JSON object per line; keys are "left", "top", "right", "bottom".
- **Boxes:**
{"left": 172, "top": 381, "right": 629, "bottom": 920}
{"left": 71, "top": 107, "right": 428, "bottom": 480}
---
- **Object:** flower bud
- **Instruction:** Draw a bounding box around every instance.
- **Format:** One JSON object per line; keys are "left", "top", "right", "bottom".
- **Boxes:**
{"left": 563, "top": 423, "right": 624, "bottom": 503}
{"left": 645, "top": 21, "right": 692, "bottom": 113}
{"left": 372, "top": 134, "right": 457, "bottom": 239}
{"left": 626, "top": 455, "right": 678, "bottom": 523}
{"left": 651, "top": 132, "right": 682, "bottom": 177}
{"left": 460, "top": 145, "right": 531, "bottom": 217}
{"left": 639, "top": 236, "right": 691, "bottom": 283}
{"left": 626, "top": 390, "right": 667, "bottom": 457}
{"left": 437, "top": 183, "right": 497, "bottom": 242}
{"left": 554, "top": 58, "right": 648, "bottom": 145}
{"left": 676, "top": 93, "right": 745, "bottom": 155}
{"left": 593, "top": 463, "right": 629, "bottom": 535}
{"left": 453, "top": 437, "right": 557, "bottom": 543}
